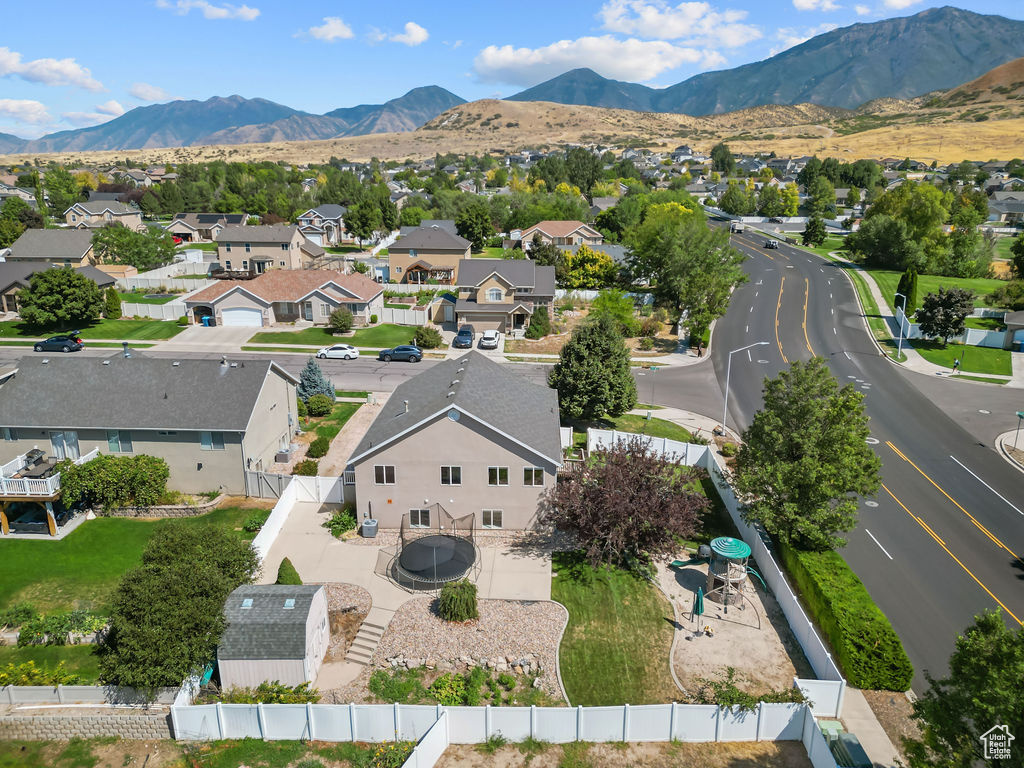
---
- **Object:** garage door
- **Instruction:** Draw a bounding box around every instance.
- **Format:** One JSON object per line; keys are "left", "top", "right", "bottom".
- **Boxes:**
{"left": 221, "top": 308, "right": 264, "bottom": 327}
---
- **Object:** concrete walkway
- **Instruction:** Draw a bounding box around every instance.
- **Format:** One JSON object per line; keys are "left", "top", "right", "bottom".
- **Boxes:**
{"left": 316, "top": 395, "right": 389, "bottom": 476}
{"left": 842, "top": 688, "right": 901, "bottom": 768}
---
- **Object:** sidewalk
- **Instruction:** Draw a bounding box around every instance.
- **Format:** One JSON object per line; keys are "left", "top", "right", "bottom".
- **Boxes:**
{"left": 625, "top": 406, "right": 739, "bottom": 443}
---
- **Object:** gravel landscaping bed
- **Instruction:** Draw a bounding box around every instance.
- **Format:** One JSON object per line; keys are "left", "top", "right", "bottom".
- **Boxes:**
{"left": 345, "top": 529, "right": 573, "bottom": 551}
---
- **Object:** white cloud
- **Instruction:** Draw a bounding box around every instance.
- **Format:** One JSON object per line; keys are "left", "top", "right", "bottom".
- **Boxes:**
{"left": 95, "top": 100, "right": 125, "bottom": 116}
{"left": 792, "top": 0, "right": 840, "bottom": 10}
{"left": 474, "top": 36, "right": 725, "bottom": 86}
{"left": 771, "top": 23, "right": 838, "bottom": 54}
{"left": 61, "top": 99, "right": 126, "bottom": 127}
{"left": 444, "top": 40, "right": 464, "bottom": 49}
{"left": 309, "top": 16, "right": 354, "bottom": 42}
{"left": 883, "top": 0, "right": 920, "bottom": 8}
{"left": 129, "top": 82, "right": 170, "bottom": 101}
{"left": 598, "top": 0, "right": 761, "bottom": 48}
{"left": 0, "top": 47, "right": 103, "bottom": 92}
{"left": 391, "top": 22, "right": 429, "bottom": 46}
{"left": 0, "top": 99, "right": 51, "bottom": 124}
{"left": 855, "top": 4, "right": 871, "bottom": 13}
{"left": 155, "top": 0, "right": 259, "bottom": 20}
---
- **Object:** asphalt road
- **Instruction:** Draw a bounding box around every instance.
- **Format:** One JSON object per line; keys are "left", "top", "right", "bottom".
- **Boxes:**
{"left": 652, "top": 225, "right": 1024, "bottom": 691}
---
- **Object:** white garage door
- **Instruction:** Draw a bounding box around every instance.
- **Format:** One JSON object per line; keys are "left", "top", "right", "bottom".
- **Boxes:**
{"left": 221, "top": 308, "right": 264, "bottom": 327}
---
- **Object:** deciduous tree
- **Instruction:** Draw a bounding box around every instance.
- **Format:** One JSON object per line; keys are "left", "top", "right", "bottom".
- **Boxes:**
{"left": 18, "top": 267, "right": 103, "bottom": 328}
{"left": 548, "top": 313, "right": 636, "bottom": 421}
{"left": 91, "top": 226, "right": 175, "bottom": 271}
{"left": 802, "top": 213, "right": 827, "bottom": 247}
{"left": 455, "top": 200, "right": 492, "bottom": 252}
{"left": 917, "top": 287, "right": 975, "bottom": 347}
{"left": 562, "top": 243, "right": 617, "bottom": 289}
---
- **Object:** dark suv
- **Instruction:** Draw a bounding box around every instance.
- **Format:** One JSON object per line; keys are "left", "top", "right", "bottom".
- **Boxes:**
{"left": 34, "top": 333, "right": 84, "bottom": 353}
{"left": 452, "top": 325, "right": 475, "bottom": 349}
{"left": 378, "top": 345, "right": 423, "bottom": 363}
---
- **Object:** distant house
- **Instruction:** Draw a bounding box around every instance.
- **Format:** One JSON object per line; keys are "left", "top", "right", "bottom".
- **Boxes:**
{"left": 296, "top": 205, "right": 346, "bottom": 246}
{"left": 519, "top": 220, "right": 603, "bottom": 248}
{"left": 86, "top": 191, "right": 123, "bottom": 203}
{"left": 346, "top": 351, "right": 561, "bottom": 530}
{"left": 589, "top": 197, "right": 618, "bottom": 216}
{"left": 556, "top": 242, "right": 627, "bottom": 266}
{"left": 185, "top": 269, "right": 384, "bottom": 328}
{"left": 389, "top": 225, "right": 471, "bottom": 284}
{"left": 218, "top": 585, "right": 329, "bottom": 689}
{"left": 398, "top": 219, "right": 458, "bottom": 238}
{"left": 6, "top": 229, "right": 95, "bottom": 268}
{"left": 216, "top": 224, "right": 320, "bottom": 273}
{"left": 0, "top": 262, "right": 114, "bottom": 315}
{"left": 454, "top": 259, "right": 555, "bottom": 334}
{"left": 64, "top": 201, "right": 143, "bottom": 231}
{"left": 166, "top": 213, "right": 247, "bottom": 242}
{"left": 0, "top": 183, "right": 37, "bottom": 207}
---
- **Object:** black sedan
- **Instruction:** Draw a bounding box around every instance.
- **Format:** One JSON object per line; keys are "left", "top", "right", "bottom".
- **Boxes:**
{"left": 33, "top": 333, "right": 84, "bottom": 353}
{"left": 378, "top": 344, "right": 423, "bottom": 363}
{"left": 452, "top": 325, "right": 475, "bottom": 349}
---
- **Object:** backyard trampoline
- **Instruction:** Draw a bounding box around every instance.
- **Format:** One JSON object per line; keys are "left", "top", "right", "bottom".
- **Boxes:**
{"left": 385, "top": 504, "right": 480, "bottom": 591}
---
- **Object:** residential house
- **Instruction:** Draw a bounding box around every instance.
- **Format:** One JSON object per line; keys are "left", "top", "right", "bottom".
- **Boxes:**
{"left": 346, "top": 351, "right": 561, "bottom": 530}
{"left": 0, "top": 262, "right": 114, "bottom": 314}
{"left": 988, "top": 199, "right": 1024, "bottom": 226}
{"left": 398, "top": 219, "right": 458, "bottom": 238}
{"left": 296, "top": 205, "right": 346, "bottom": 246}
{"left": 556, "top": 242, "right": 627, "bottom": 267}
{"left": 218, "top": 585, "right": 329, "bottom": 688}
{"left": 185, "top": 269, "right": 384, "bottom": 328}
{"left": 64, "top": 201, "right": 143, "bottom": 231}
{"left": 453, "top": 259, "right": 555, "bottom": 334}
{"left": 86, "top": 191, "right": 123, "bottom": 203}
{"left": 216, "top": 224, "right": 320, "bottom": 273}
{"left": 389, "top": 225, "right": 471, "bottom": 284}
{"left": 0, "top": 183, "right": 36, "bottom": 207}
{"left": 0, "top": 355, "right": 299, "bottom": 497}
{"left": 519, "top": 220, "right": 603, "bottom": 249}
{"left": 6, "top": 229, "right": 95, "bottom": 268}
{"left": 589, "top": 197, "right": 618, "bottom": 216}
{"left": 166, "top": 213, "right": 247, "bottom": 242}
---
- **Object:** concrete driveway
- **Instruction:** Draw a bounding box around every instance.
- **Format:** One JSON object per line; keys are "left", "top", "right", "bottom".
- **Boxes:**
{"left": 158, "top": 325, "right": 256, "bottom": 352}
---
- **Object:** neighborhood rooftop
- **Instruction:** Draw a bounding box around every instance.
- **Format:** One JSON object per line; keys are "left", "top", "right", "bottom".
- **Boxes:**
{"left": 219, "top": 585, "right": 322, "bottom": 660}
{"left": 218, "top": 224, "right": 300, "bottom": 242}
{"left": 187, "top": 269, "right": 383, "bottom": 304}
{"left": 455, "top": 259, "right": 556, "bottom": 293}
{"left": 392, "top": 225, "right": 470, "bottom": 251}
{"left": 7, "top": 229, "right": 94, "bottom": 261}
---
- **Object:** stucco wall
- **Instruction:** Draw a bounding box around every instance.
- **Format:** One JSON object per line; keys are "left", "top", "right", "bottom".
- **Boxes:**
{"left": 241, "top": 373, "right": 297, "bottom": 473}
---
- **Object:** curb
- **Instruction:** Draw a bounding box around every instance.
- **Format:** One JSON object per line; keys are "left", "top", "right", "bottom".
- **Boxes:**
{"left": 651, "top": 572, "right": 687, "bottom": 698}
{"left": 547, "top": 598, "right": 573, "bottom": 707}
{"left": 995, "top": 430, "right": 1024, "bottom": 476}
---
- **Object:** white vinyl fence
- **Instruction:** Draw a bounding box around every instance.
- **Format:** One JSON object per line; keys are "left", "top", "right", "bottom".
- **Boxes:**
{"left": 554, "top": 289, "right": 654, "bottom": 305}
{"left": 121, "top": 302, "right": 185, "bottom": 320}
{"left": 3, "top": 684, "right": 178, "bottom": 706}
{"left": 379, "top": 307, "right": 427, "bottom": 326}
{"left": 895, "top": 306, "right": 1008, "bottom": 349}
{"left": 118, "top": 277, "right": 214, "bottom": 292}
{"left": 249, "top": 475, "right": 347, "bottom": 562}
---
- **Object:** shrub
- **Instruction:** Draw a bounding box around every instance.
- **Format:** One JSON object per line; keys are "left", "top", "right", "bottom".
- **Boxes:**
{"left": 370, "top": 742, "right": 415, "bottom": 768}
{"left": 306, "top": 394, "right": 333, "bottom": 417}
{"left": 428, "top": 673, "right": 467, "bottom": 706}
{"left": 0, "top": 602, "right": 37, "bottom": 629}
{"left": 689, "top": 667, "right": 805, "bottom": 711}
{"left": 293, "top": 459, "right": 318, "bottom": 476}
{"left": 368, "top": 668, "right": 428, "bottom": 704}
{"left": 0, "top": 661, "right": 84, "bottom": 686}
{"left": 58, "top": 454, "right": 170, "bottom": 510}
{"left": 273, "top": 557, "right": 303, "bottom": 585}
{"left": 413, "top": 326, "right": 443, "bottom": 349}
{"left": 497, "top": 672, "right": 516, "bottom": 690}
{"left": 306, "top": 435, "right": 330, "bottom": 458}
{"left": 328, "top": 307, "right": 354, "bottom": 333}
{"left": 322, "top": 509, "right": 357, "bottom": 538}
{"left": 370, "top": 313, "right": 378, "bottom": 324}
{"left": 296, "top": 397, "right": 308, "bottom": 418}
{"left": 463, "top": 666, "right": 487, "bottom": 706}
{"left": 639, "top": 316, "right": 661, "bottom": 337}
{"left": 779, "top": 544, "right": 913, "bottom": 690}
{"left": 638, "top": 336, "right": 655, "bottom": 350}
{"left": 525, "top": 306, "right": 551, "bottom": 339}
{"left": 177, "top": 315, "right": 188, "bottom": 325}
{"left": 720, "top": 442, "right": 738, "bottom": 457}
{"left": 242, "top": 510, "right": 271, "bottom": 533}
{"left": 104, "top": 286, "right": 122, "bottom": 319}
{"left": 438, "top": 579, "right": 478, "bottom": 622}
{"left": 217, "top": 681, "right": 319, "bottom": 704}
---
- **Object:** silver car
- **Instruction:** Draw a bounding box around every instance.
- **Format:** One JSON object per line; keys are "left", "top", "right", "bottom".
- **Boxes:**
{"left": 479, "top": 330, "right": 500, "bottom": 349}
{"left": 316, "top": 343, "right": 358, "bottom": 360}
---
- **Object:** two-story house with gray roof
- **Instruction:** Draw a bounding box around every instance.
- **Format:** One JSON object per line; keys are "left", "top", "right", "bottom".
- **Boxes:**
{"left": 454, "top": 259, "right": 556, "bottom": 334}
{"left": 6, "top": 229, "right": 96, "bottom": 268}
{"left": 346, "top": 351, "right": 561, "bottom": 530}
{"left": 297, "top": 205, "right": 346, "bottom": 246}
{"left": 64, "top": 201, "right": 143, "bottom": 231}
{"left": 388, "top": 225, "right": 471, "bottom": 284}
{"left": 217, "top": 224, "right": 322, "bottom": 273}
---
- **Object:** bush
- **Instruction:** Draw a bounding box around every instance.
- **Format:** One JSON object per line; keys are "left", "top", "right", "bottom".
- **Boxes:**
{"left": 370, "top": 313, "right": 378, "bottom": 324}
{"left": 638, "top": 336, "right": 655, "bottom": 350}
{"left": 177, "top": 315, "right": 188, "bottom": 326}
{"left": 275, "top": 558, "right": 302, "bottom": 585}
{"left": 0, "top": 661, "right": 84, "bottom": 686}
{"left": 639, "top": 316, "right": 661, "bottom": 337}
{"left": 328, "top": 307, "right": 354, "bottom": 333}
{"left": 293, "top": 459, "right": 318, "bottom": 476}
{"left": 322, "top": 509, "right": 357, "bottom": 538}
{"left": 306, "top": 394, "right": 333, "bottom": 417}
{"left": 413, "top": 326, "right": 443, "bottom": 349}
{"left": 368, "top": 668, "right": 428, "bottom": 704}
{"left": 217, "top": 681, "right": 319, "bottom": 703}
{"left": 524, "top": 306, "right": 551, "bottom": 339}
{"left": 103, "top": 287, "right": 122, "bottom": 319}
{"left": 720, "top": 442, "right": 738, "bottom": 457}
{"left": 779, "top": 544, "right": 913, "bottom": 690}
{"left": 306, "top": 435, "right": 330, "bottom": 458}
{"left": 296, "top": 397, "right": 308, "bottom": 418}
{"left": 438, "top": 579, "right": 478, "bottom": 622}
{"left": 242, "top": 510, "right": 271, "bottom": 533}
{"left": 0, "top": 602, "right": 37, "bottom": 629}
{"left": 428, "top": 672, "right": 467, "bottom": 706}
{"left": 58, "top": 454, "right": 170, "bottom": 510}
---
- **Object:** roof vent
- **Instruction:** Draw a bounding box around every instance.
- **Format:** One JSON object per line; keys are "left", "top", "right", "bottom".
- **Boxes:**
{"left": 122, "top": 341, "right": 131, "bottom": 359}
{"left": 172, "top": 361, "right": 180, "bottom": 367}
{"left": 283, "top": 598, "right": 296, "bottom": 610}
{"left": 230, "top": 362, "right": 238, "bottom": 368}
{"left": 41, "top": 359, "right": 49, "bottom": 365}
{"left": 241, "top": 598, "right": 253, "bottom": 609}
{"left": 447, "top": 391, "right": 455, "bottom": 398}
{"left": 450, "top": 379, "right": 459, "bottom": 386}
{"left": 102, "top": 360, "right": 110, "bottom": 366}
{"left": 220, "top": 355, "right": 228, "bottom": 366}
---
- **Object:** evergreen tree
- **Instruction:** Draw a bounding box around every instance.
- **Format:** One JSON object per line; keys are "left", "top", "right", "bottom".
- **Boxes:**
{"left": 895, "top": 267, "right": 919, "bottom": 317}
{"left": 297, "top": 358, "right": 336, "bottom": 403}
{"left": 802, "top": 213, "right": 827, "bottom": 247}
{"left": 548, "top": 314, "right": 637, "bottom": 421}
{"left": 524, "top": 305, "right": 551, "bottom": 339}
{"left": 104, "top": 286, "right": 122, "bottom": 319}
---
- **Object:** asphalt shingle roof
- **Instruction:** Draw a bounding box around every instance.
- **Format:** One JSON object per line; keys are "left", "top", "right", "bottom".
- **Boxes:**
{"left": 0, "top": 356, "right": 295, "bottom": 432}
{"left": 350, "top": 351, "right": 561, "bottom": 466}
{"left": 305, "top": 204, "right": 346, "bottom": 219}
{"left": 218, "top": 224, "right": 299, "bottom": 244}
{"left": 186, "top": 269, "right": 382, "bottom": 305}
{"left": 392, "top": 225, "right": 469, "bottom": 252}
{"left": 219, "top": 585, "right": 323, "bottom": 660}
{"left": 72, "top": 201, "right": 135, "bottom": 216}
{"left": 8, "top": 229, "right": 93, "bottom": 261}
{"left": 455, "top": 259, "right": 556, "bottom": 295}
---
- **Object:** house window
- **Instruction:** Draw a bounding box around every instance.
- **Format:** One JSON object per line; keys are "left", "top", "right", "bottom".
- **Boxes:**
{"left": 440, "top": 466, "right": 461, "bottom": 485}
{"left": 244, "top": 243, "right": 251, "bottom": 252}
{"left": 281, "top": 243, "right": 288, "bottom": 251}
{"left": 225, "top": 261, "right": 232, "bottom": 270}
{"left": 200, "top": 431, "right": 225, "bottom": 451}
{"left": 524, "top": 467, "right": 544, "bottom": 486}
{"left": 2, "top": 428, "right": 13, "bottom": 441}
{"left": 486, "top": 288, "right": 503, "bottom": 302}
{"left": 242, "top": 261, "right": 248, "bottom": 270}
{"left": 488, "top": 466, "right": 508, "bottom": 486}
{"left": 71, "top": 215, "right": 77, "bottom": 222}
{"left": 226, "top": 243, "right": 232, "bottom": 252}
{"left": 374, "top": 465, "right": 395, "bottom": 485}
{"left": 343, "top": 469, "right": 355, "bottom": 485}
{"left": 395, "top": 266, "right": 402, "bottom": 273}
{"left": 107, "top": 430, "right": 133, "bottom": 453}
{"left": 409, "top": 508, "right": 430, "bottom": 528}
{"left": 319, "top": 303, "right": 330, "bottom": 317}
{"left": 482, "top": 509, "right": 503, "bottom": 529}
{"left": 279, "top": 261, "right": 285, "bottom": 267}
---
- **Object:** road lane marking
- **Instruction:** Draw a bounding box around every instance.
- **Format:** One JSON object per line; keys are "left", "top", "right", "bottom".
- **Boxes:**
{"left": 865, "top": 529, "right": 893, "bottom": 560}
{"left": 886, "top": 441, "right": 1024, "bottom": 565}
{"left": 949, "top": 455, "right": 1024, "bottom": 517}
{"left": 775, "top": 277, "right": 788, "bottom": 364}
{"left": 747, "top": 349, "right": 752, "bottom": 361}
{"left": 882, "top": 483, "right": 1022, "bottom": 625}
{"left": 802, "top": 278, "right": 815, "bottom": 356}
{"left": 833, "top": 327, "right": 837, "bottom": 335}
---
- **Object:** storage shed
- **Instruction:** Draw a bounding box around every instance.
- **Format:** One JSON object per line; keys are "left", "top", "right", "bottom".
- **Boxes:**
{"left": 218, "top": 585, "right": 329, "bottom": 689}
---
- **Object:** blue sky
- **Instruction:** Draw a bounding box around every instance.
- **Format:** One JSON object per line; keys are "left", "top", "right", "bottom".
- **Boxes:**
{"left": 1, "top": 0, "right": 1021, "bottom": 138}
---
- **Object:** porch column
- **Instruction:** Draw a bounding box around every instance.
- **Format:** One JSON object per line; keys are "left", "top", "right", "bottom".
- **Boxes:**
{"left": 44, "top": 501, "right": 56, "bottom": 536}
{"left": 0, "top": 502, "right": 8, "bottom": 535}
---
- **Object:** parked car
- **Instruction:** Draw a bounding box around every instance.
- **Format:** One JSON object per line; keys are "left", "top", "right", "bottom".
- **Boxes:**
{"left": 452, "top": 325, "right": 475, "bottom": 349}
{"left": 764, "top": 239, "right": 779, "bottom": 249}
{"left": 378, "top": 345, "right": 422, "bottom": 363}
{"left": 33, "top": 333, "right": 84, "bottom": 353}
{"left": 316, "top": 343, "right": 358, "bottom": 360}
{"left": 479, "top": 330, "right": 500, "bottom": 350}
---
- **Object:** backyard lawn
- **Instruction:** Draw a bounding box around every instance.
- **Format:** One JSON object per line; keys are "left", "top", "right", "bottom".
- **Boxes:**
{"left": 552, "top": 551, "right": 678, "bottom": 706}
{"left": 309, "top": 402, "right": 361, "bottom": 441}
{"left": 249, "top": 324, "right": 422, "bottom": 348}
{"left": 0, "top": 506, "right": 257, "bottom": 614}
{"left": 477, "top": 246, "right": 507, "bottom": 258}
{"left": 607, "top": 414, "right": 693, "bottom": 442}
{"left": 909, "top": 340, "right": 1012, "bottom": 376}
{"left": 178, "top": 241, "right": 218, "bottom": 251}
{"left": 0, "top": 318, "right": 183, "bottom": 341}
{"left": 0, "top": 644, "right": 100, "bottom": 683}
{"left": 866, "top": 268, "right": 1005, "bottom": 311}
{"left": 118, "top": 290, "right": 179, "bottom": 305}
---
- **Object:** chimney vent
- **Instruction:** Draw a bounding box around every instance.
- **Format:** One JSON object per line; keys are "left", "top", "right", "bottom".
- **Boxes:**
{"left": 122, "top": 341, "right": 131, "bottom": 359}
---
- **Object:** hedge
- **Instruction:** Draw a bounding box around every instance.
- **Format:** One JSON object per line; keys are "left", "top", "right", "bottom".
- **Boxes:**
{"left": 779, "top": 543, "right": 913, "bottom": 690}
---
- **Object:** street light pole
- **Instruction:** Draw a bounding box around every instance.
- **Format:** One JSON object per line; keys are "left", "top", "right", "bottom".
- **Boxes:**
{"left": 1015, "top": 411, "right": 1024, "bottom": 450}
{"left": 894, "top": 292, "right": 907, "bottom": 360}
{"left": 722, "top": 341, "right": 770, "bottom": 433}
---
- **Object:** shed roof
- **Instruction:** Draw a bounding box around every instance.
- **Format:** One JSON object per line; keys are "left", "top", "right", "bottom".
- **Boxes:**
{"left": 219, "top": 585, "right": 323, "bottom": 660}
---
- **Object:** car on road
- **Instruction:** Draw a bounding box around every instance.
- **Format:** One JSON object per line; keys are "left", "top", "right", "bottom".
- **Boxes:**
{"left": 764, "top": 239, "right": 779, "bottom": 249}
{"left": 33, "top": 333, "right": 84, "bottom": 353}
{"left": 479, "top": 330, "right": 500, "bottom": 350}
{"left": 378, "top": 344, "right": 422, "bottom": 363}
{"left": 452, "top": 325, "right": 475, "bottom": 349}
{"left": 316, "top": 343, "right": 358, "bottom": 360}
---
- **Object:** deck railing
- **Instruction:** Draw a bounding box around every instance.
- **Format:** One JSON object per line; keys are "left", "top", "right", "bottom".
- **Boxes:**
{"left": 0, "top": 447, "right": 99, "bottom": 497}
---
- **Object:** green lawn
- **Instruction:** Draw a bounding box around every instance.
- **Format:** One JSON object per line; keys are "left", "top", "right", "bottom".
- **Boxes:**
{"left": 552, "top": 551, "right": 678, "bottom": 705}
{"left": 249, "top": 324, "right": 421, "bottom": 348}
{"left": 0, "top": 318, "right": 183, "bottom": 341}
{"left": 310, "top": 402, "right": 361, "bottom": 441}
{"left": 993, "top": 237, "right": 1017, "bottom": 261}
{"left": 833, "top": 263, "right": 907, "bottom": 362}
{"left": 477, "top": 246, "right": 507, "bottom": 259}
{"left": 118, "top": 290, "right": 179, "bottom": 305}
{"left": 866, "top": 268, "right": 1005, "bottom": 311}
{"left": 178, "top": 272, "right": 211, "bottom": 279}
{"left": 0, "top": 506, "right": 256, "bottom": 614}
{"left": 178, "top": 241, "right": 218, "bottom": 251}
{"left": 607, "top": 414, "right": 693, "bottom": 442}
{"left": 0, "top": 644, "right": 101, "bottom": 683}
{"left": 964, "top": 316, "right": 1005, "bottom": 331}
{"left": 909, "top": 341, "right": 1012, "bottom": 376}
{"left": 335, "top": 390, "right": 370, "bottom": 398}
{"left": 800, "top": 235, "right": 849, "bottom": 260}
{"left": 324, "top": 245, "right": 369, "bottom": 254}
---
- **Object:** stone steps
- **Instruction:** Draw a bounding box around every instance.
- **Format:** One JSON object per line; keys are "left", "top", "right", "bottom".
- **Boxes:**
{"left": 345, "top": 609, "right": 392, "bottom": 666}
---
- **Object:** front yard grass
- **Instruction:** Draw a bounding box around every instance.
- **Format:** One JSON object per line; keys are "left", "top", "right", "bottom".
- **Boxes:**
{"left": 0, "top": 644, "right": 101, "bottom": 683}
{"left": 0, "top": 318, "right": 183, "bottom": 341}
{"left": 0, "top": 506, "right": 257, "bottom": 614}
{"left": 552, "top": 551, "right": 678, "bottom": 705}
{"left": 178, "top": 241, "right": 218, "bottom": 251}
{"left": 865, "top": 268, "right": 1005, "bottom": 311}
{"left": 310, "top": 402, "right": 361, "bottom": 441}
{"left": 909, "top": 340, "right": 1012, "bottom": 376}
{"left": 248, "top": 324, "right": 419, "bottom": 348}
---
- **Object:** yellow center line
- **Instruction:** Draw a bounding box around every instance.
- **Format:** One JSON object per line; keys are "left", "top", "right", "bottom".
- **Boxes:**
{"left": 802, "top": 278, "right": 815, "bottom": 356}
{"left": 885, "top": 441, "right": 1024, "bottom": 565}
{"left": 774, "top": 276, "right": 788, "bottom": 364}
{"left": 882, "top": 483, "right": 1022, "bottom": 626}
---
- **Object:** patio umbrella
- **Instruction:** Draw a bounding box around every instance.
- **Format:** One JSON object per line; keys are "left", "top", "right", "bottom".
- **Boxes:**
{"left": 693, "top": 586, "right": 705, "bottom": 629}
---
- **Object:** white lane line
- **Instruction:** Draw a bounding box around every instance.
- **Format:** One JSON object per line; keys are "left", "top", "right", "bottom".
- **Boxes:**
{"left": 745, "top": 325, "right": 749, "bottom": 333}
{"left": 949, "top": 455, "right": 1024, "bottom": 516}
{"left": 750, "top": 306, "right": 753, "bottom": 313}
{"left": 819, "top": 268, "right": 824, "bottom": 273}
{"left": 833, "top": 327, "right": 837, "bottom": 335}
{"left": 865, "top": 529, "right": 894, "bottom": 560}
{"left": 747, "top": 349, "right": 752, "bottom": 362}
{"left": 830, "top": 293, "right": 833, "bottom": 299}
{"left": 831, "top": 308, "right": 834, "bottom": 315}
{"left": 755, "top": 291, "right": 759, "bottom": 297}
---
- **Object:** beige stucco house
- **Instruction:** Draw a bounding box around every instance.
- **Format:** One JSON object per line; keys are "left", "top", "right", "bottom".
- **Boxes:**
{"left": 166, "top": 212, "right": 247, "bottom": 242}
{"left": 297, "top": 205, "right": 346, "bottom": 246}
{"left": 0, "top": 355, "right": 298, "bottom": 497}
{"left": 64, "top": 201, "right": 143, "bottom": 230}
{"left": 5, "top": 229, "right": 95, "bottom": 268}
{"left": 185, "top": 269, "right": 384, "bottom": 328}
{"left": 519, "top": 220, "right": 603, "bottom": 247}
{"left": 347, "top": 351, "right": 562, "bottom": 530}
{"left": 388, "top": 225, "right": 471, "bottom": 284}
{"left": 218, "top": 585, "right": 329, "bottom": 688}
{"left": 453, "top": 259, "right": 556, "bottom": 333}
{"left": 217, "top": 224, "right": 323, "bottom": 273}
